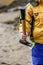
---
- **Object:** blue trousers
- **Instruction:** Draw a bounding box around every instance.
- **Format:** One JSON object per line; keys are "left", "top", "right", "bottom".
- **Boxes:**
{"left": 32, "top": 43, "right": 43, "bottom": 65}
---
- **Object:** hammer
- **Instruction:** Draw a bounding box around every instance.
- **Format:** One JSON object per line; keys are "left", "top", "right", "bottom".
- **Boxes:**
{"left": 19, "top": 5, "right": 32, "bottom": 47}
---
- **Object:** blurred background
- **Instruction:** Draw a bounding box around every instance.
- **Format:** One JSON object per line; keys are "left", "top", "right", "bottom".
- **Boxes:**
{"left": 0, "top": 0, "right": 30, "bottom": 12}
{"left": 0, "top": 0, "right": 32, "bottom": 65}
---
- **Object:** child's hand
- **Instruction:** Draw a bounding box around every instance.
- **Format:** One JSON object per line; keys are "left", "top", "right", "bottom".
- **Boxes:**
{"left": 19, "top": 32, "right": 28, "bottom": 41}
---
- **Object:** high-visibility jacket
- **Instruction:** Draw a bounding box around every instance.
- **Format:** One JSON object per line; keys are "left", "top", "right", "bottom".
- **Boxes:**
{"left": 19, "top": 0, "right": 43, "bottom": 44}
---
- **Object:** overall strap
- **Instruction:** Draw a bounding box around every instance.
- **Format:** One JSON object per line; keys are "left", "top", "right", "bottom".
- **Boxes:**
{"left": 30, "top": 16, "right": 35, "bottom": 42}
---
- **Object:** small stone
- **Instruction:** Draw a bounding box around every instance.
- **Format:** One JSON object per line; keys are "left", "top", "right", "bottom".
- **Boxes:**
{"left": 2, "top": 49, "right": 8, "bottom": 52}
{"left": 15, "top": 64, "right": 21, "bottom": 65}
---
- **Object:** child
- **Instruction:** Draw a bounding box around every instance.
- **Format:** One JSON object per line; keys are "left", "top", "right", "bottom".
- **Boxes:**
{"left": 19, "top": 0, "right": 43, "bottom": 65}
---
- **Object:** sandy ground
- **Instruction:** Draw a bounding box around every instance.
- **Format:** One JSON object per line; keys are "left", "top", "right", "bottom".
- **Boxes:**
{"left": 0, "top": 11, "right": 20, "bottom": 22}
{"left": 0, "top": 11, "right": 32, "bottom": 65}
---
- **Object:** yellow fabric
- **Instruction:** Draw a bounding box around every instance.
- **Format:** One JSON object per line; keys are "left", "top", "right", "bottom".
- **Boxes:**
{"left": 36, "top": 0, "right": 41, "bottom": 3}
{"left": 19, "top": 2, "right": 43, "bottom": 44}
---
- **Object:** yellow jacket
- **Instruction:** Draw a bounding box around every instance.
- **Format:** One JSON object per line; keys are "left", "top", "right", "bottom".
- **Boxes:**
{"left": 19, "top": 0, "right": 43, "bottom": 44}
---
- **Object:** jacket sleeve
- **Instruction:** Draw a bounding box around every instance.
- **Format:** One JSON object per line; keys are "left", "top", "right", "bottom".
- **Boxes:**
{"left": 19, "top": 5, "right": 33, "bottom": 36}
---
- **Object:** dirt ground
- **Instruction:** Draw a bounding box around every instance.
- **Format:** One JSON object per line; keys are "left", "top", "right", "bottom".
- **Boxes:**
{"left": 0, "top": 11, "right": 32, "bottom": 65}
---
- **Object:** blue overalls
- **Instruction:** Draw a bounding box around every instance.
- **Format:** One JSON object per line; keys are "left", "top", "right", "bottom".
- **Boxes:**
{"left": 32, "top": 43, "right": 43, "bottom": 65}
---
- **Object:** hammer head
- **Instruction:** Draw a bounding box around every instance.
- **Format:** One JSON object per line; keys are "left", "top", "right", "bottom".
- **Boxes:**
{"left": 19, "top": 6, "right": 25, "bottom": 20}
{"left": 19, "top": 3, "right": 30, "bottom": 20}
